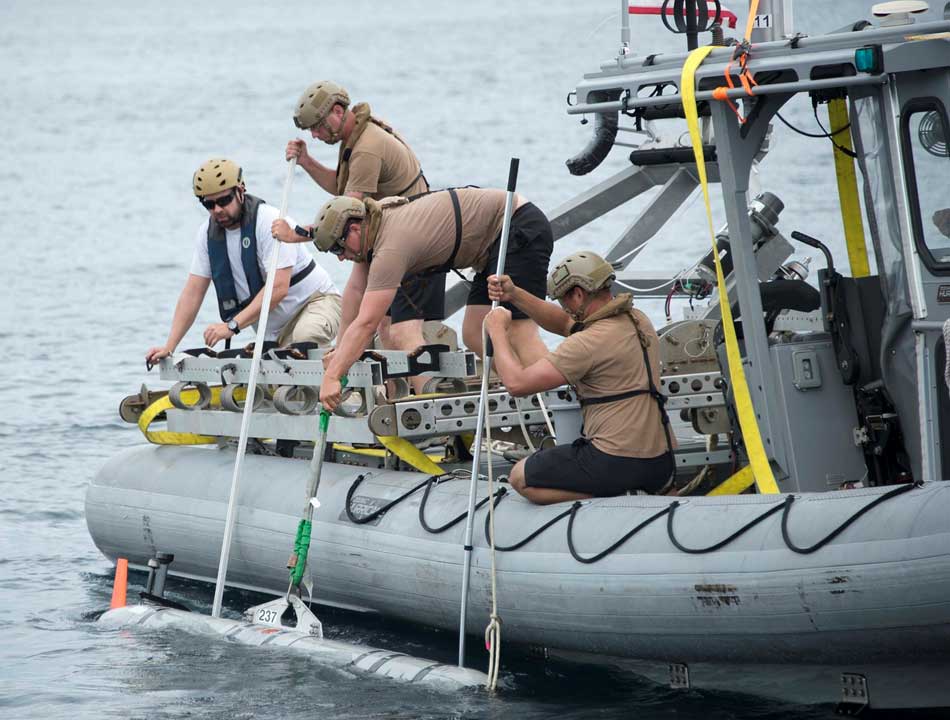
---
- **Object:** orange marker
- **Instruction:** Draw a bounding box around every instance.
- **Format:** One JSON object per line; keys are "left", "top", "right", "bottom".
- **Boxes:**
{"left": 110, "top": 558, "right": 128, "bottom": 609}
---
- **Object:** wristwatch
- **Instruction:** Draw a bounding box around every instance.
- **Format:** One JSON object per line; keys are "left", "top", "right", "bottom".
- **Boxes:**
{"left": 227, "top": 319, "right": 240, "bottom": 335}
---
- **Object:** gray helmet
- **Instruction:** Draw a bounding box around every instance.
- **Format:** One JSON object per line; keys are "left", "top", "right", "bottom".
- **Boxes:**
{"left": 546, "top": 250, "right": 616, "bottom": 299}
{"left": 293, "top": 80, "right": 350, "bottom": 133}
{"left": 312, "top": 196, "right": 365, "bottom": 252}
{"left": 193, "top": 158, "right": 242, "bottom": 197}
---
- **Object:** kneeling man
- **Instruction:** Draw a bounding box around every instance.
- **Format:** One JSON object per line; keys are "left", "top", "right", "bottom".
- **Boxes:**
{"left": 485, "top": 251, "right": 676, "bottom": 505}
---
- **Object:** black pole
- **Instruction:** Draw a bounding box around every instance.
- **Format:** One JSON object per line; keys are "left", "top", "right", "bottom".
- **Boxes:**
{"left": 685, "top": 0, "right": 698, "bottom": 50}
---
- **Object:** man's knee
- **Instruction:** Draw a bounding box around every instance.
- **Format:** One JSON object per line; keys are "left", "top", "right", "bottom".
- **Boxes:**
{"left": 509, "top": 459, "right": 528, "bottom": 493}
{"left": 387, "top": 319, "right": 425, "bottom": 351}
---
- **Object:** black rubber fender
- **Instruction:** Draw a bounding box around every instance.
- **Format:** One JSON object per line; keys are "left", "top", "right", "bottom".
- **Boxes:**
{"left": 565, "top": 89, "right": 621, "bottom": 176}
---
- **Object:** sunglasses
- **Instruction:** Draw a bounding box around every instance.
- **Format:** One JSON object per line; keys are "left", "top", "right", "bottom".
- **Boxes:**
{"left": 199, "top": 190, "right": 236, "bottom": 210}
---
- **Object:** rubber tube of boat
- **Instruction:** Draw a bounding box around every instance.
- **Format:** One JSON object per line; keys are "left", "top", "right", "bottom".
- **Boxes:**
{"left": 457, "top": 158, "right": 518, "bottom": 667}
{"left": 100, "top": 605, "right": 489, "bottom": 692}
{"left": 210, "top": 157, "right": 297, "bottom": 619}
{"left": 565, "top": 89, "right": 620, "bottom": 176}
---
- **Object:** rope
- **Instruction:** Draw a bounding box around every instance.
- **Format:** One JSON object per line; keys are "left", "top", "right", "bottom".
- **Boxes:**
{"left": 781, "top": 481, "right": 919, "bottom": 554}
{"left": 344, "top": 469, "right": 920, "bottom": 564}
{"left": 480, "top": 318, "right": 502, "bottom": 692}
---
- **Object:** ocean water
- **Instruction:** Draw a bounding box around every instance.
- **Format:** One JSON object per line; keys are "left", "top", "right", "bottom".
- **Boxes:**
{"left": 2, "top": 0, "right": 941, "bottom": 717}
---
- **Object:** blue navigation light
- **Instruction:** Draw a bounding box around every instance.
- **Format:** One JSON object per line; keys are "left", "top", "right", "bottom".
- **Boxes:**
{"left": 855, "top": 46, "right": 883, "bottom": 74}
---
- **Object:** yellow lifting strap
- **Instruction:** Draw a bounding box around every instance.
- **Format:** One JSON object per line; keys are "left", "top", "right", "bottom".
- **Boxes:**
{"left": 828, "top": 98, "right": 870, "bottom": 278}
{"left": 139, "top": 385, "right": 446, "bottom": 474}
{"left": 138, "top": 388, "right": 220, "bottom": 445}
{"left": 706, "top": 465, "right": 756, "bottom": 496}
{"left": 376, "top": 435, "right": 446, "bottom": 475}
{"left": 681, "top": 46, "right": 780, "bottom": 494}
{"left": 333, "top": 443, "right": 446, "bottom": 465}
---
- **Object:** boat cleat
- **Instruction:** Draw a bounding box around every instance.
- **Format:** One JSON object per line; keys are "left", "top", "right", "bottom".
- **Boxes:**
{"left": 244, "top": 594, "right": 323, "bottom": 638}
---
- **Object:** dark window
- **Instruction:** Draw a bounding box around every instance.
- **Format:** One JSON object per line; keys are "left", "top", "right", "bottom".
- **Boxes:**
{"left": 902, "top": 99, "right": 950, "bottom": 273}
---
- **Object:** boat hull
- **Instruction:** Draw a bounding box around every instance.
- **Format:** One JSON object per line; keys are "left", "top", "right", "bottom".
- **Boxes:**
{"left": 87, "top": 444, "right": 950, "bottom": 707}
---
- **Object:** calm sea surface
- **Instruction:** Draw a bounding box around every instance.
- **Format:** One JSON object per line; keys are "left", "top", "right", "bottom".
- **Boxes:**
{"left": 3, "top": 1, "right": 937, "bottom": 717}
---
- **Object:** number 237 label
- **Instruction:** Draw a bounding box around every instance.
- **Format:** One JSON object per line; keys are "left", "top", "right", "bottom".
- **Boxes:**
{"left": 257, "top": 608, "right": 279, "bottom": 623}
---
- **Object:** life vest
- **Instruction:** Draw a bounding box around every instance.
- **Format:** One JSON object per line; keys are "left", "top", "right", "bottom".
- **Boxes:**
{"left": 336, "top": 103, "right": 428, "bottom": 197}
{"left": 207, "top": 194, "right": 265, "bottom": 322}
{"left": 206, "top": 194, "right": 318, "bottom": 322}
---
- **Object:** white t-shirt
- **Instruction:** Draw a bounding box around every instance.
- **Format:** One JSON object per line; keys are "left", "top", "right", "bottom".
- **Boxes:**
{"left": 191, "top": 203, "right": 338, "bottom": 340}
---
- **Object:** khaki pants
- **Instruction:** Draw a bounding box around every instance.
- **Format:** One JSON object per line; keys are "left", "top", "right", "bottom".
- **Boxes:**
{"left": 276, "top": 292, "right": 342, "bottom": 347}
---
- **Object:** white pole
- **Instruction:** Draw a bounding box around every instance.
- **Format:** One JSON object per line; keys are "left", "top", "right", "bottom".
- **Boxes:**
{"left": 457, "top": 158, "right": 519, "bottom": 666}
{"left": 211, "top": 158, "right": 297, "bottom": 618}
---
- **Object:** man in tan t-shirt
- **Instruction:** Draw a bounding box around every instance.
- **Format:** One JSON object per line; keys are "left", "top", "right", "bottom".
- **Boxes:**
{"left": 484, "top": 250, "right": 676, "bottom": 505}
{"left": 272, "top": 188, "right": 554, "bottom": 410}
{"left": 282, "top": 80, "right": 444, "bottom": 391}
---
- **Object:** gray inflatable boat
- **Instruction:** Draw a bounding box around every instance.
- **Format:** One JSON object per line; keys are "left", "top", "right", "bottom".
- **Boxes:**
{"left": 86, "top": 443, "right": 950, "bottom": 709}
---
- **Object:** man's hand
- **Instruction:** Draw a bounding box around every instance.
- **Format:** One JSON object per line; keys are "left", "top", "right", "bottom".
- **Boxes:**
{"left": 272, "top": 218, "right": 309, "bottom": 244}
{"left": 488, "top": 274, "right": 517, "bottom": 304}
{"left": 485, "top": 307, "right": 512, "bottom": 336}
{"left": 204, "top": 322, "right": 235, "bottom": 347}
{"left": 320, "top": 375, "right": 343, "bottom": 412}
{"left": 286, "top": 139, "right": 311, "bottom": 165}
{"left": 321, "top": 347, "right": 336, "bottom": 370}
{"left": 145, "top": 346, "right": 172, "bottom": 365}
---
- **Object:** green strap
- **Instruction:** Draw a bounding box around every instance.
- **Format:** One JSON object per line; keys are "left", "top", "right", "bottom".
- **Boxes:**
{"left": 289, "top": 519, "right": 312, "bottom": 586}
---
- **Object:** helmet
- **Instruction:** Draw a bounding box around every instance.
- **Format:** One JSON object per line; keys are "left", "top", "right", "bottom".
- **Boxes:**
{"left": 193, "top": 158, "right": 243, "bottom": 197}
{"left": 546, "top": 251, "right": 616, "bottom": 300}
{"left": 293, "top": 80, "right": 350, "bottom": 131}
{"left": 312, "top": 196, "right": 365, "bottom": 252}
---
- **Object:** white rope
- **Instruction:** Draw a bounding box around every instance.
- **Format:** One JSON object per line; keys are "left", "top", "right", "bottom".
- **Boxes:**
{"left": 480, "top": 320, "right": 502, "bottom": 692}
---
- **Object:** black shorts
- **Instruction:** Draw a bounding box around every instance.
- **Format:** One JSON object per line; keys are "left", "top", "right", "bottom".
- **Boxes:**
{"left": 524, "top": 437, "right": 674, "bottom": 496}
{"left": 467, "top": 202, "right": 553, "bottom": 320}
{"left": 386, "top": 272, "right": 447, "bottom": 323}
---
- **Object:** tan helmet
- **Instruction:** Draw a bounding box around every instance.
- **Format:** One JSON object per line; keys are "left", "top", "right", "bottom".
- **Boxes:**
{"left": 293, "top": 80, "right": 350, "bottom": 135}
{"left": 547, "top": 250, "right": 616, "bottom": 299}
{"left": 193, "top": 158, "right": 243, "bottom": 197}
{"left": 312, "top": 195, "right": 366, "bottom": 253}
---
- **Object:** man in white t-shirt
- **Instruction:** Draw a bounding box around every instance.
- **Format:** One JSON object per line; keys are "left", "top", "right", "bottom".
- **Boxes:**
{"left": 145, "top": 158, "right": 341, "bottom": 365}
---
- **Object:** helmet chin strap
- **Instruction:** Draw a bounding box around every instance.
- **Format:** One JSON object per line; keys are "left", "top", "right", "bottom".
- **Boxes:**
{"left": 567, "top": 288, "right": 594, "bottom": 322}
{"left": 317, "top": 114, "right": 344, "bottom": 145}
{"left": 351, "top": 221, "right": 369, "bottom": 263}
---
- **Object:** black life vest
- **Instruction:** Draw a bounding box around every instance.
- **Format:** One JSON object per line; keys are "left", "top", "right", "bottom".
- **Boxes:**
{"left": 207, "top": 193, "right": 266, "bottom": 322}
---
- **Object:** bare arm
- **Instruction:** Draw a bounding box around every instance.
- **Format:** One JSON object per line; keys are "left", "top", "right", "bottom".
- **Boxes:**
{"left": 232, "top": 266, "right": 291, "bottom": 328}
{"left": 488, "top": 275, "right": 574, "bottom": 337}
{"left": 202, "top": 267, "right": 292, "bottom": 347}
{"left": 485, "top": 309, "right": 567, "bottom": 396}
{"left": 320, "top": 288, "right": 396, "bottom": 410}
{"left": 146, "top": 274, "right": 210, "bottom": 363}
{"left": 338, "top": 261, "right": 370, "bottom": 340}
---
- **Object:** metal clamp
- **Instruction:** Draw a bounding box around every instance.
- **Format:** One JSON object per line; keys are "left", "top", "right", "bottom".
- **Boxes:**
{"left": 272, "top": 386, "right": 320, "bottom": 416}
{"left": 220, "top": 384, "right": 266, "bottom": 413}
{"left": 168, "top": 381, "right": 212, "bottom": 411}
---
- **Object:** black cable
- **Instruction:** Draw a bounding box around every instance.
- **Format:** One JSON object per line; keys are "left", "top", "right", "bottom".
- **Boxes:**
{"left": 342, "top": 467, "right": 920, "bottom": 563}
{"left": 813, "top": 104, "right": 858, "bottom": 158}
{"left": 774, "top": 110, "right": 846, "bottom": 139}
{"left": 567, "top": 502, "right": 673, "bottom": 564}
{"left": 419, "top": 476, "right": 505, "bottom": 533}
{"left": 781, "top": 481, "right": 919, "bottom": 554}
{"left": 344, "top": 473, "right": 433, "bottom": 525}
{"left": 485, "top": 498, "right": 574, "bottom": 552}
{"left": 667, "top": 498, "right": 787, "bottom": 553}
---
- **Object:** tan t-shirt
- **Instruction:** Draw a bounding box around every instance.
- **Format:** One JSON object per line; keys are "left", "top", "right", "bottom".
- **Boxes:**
{"left": 548, "top": 309, "right": 674, "bottom": 458}
{"left": 366, "top": 188, "right": 511, "bottom": 291}
{"left": 344, "top": 122, "right": 427, "bottom": 199}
